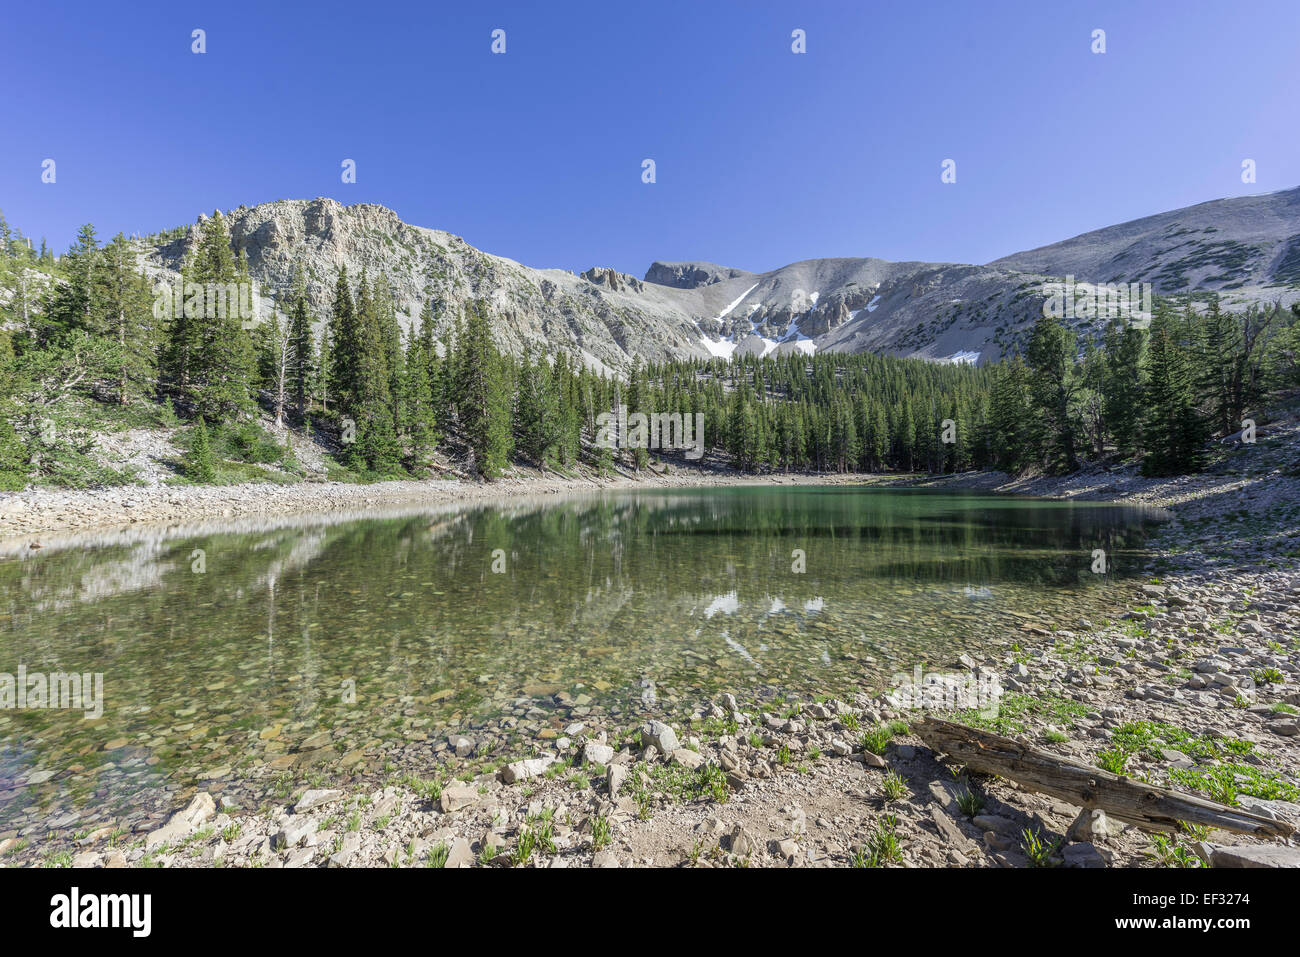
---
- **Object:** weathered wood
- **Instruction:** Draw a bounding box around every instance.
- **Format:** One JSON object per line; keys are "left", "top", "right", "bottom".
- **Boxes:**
{"left": 914, "top": 716, "right": 1293, "bottom": 839}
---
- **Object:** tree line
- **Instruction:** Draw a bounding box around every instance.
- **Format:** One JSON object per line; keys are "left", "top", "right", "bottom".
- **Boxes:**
{"left": 1, "top": 208, "right": 1298, "bottom": 489}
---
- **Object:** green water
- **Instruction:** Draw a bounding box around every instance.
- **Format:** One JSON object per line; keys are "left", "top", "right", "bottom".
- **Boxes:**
{"left": 0, "top": 486, "right": 1166, "bottom": 833}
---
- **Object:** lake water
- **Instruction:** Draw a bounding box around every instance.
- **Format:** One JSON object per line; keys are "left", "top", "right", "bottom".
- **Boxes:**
{"left": 0, "top": 486, "right": 1167, "bottom": 836}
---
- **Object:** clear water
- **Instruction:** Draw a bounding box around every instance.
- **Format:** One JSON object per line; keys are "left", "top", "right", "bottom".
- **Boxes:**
{"left": 0, "top": 486, "right": 1166, "bottom": 833}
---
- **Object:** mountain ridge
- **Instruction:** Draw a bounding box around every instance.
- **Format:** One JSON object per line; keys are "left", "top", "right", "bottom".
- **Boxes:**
{"left": 131, "top": 187, "right": 1300, "bottom": 372}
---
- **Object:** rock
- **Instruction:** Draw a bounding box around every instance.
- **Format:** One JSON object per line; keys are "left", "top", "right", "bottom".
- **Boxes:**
{"left": 592, "top": 850, "right": 620, "bottom": 868}
{"left": 439, "top": 783, "right": 479, "bottom": 813}
{"left": 181, "top": 792, "right": 217, "bottom": 827}
{"left": 444, "top": 837, "right": 474, "bottom": 868}
{"left": 1067, "top": 809, "right": 1124, "bottom": 843}
{"left": 295, "top": 788, "right": 344, "bottom": 812}
{"left": 273, "top": 818, "right": 317, "bottom": 850}
{"left": 447, "top": 734, "right": 476, "bottom": 757}
{"left": 860, "top": 751, "right": 887, "bottom": 769}
{"left": 972, "top": 814, "right": 1019, "bottom": 835}
{"left": 928, "top": 807, "right": 970, "bottom": 846}
{"left": 583, "top": 742, "right": 615, "bottom": 765}
{"left": 607, "top": 764, "right": 629, "bottom": 798}
{"left": 671, "top": 748, "right": 705, "bottom": 770}
{"left": 641, "top": 720, "right": 680, "bottom": 754}
{"left": 1062, "top": 842, "right": 1107, "bottom": 868}
{"left": 1198, "top": 843, "right": 1300, "bottom": 868}
{"left": 775, "top": 838, "right": 799, "bottom": 862}
{"left": 1271, "top": 720, "right": 1299, "bottom": 737}
{"left": 983, "top": 830, "right": 1015, "bottom": 852}
{"left": 500, "top": 756, "right": 555, "bottom": 784}
{"left": 327, "top": 832, "right": 361, "bottom": 867}
{"left": 145, "top": 792, "right": 217, "bottom": 848}
{"left": 729, "top": 824, "right": 756, "bottom": 857}
{"left": 1235, "top": 797, "right": 1300, "bottom": 830}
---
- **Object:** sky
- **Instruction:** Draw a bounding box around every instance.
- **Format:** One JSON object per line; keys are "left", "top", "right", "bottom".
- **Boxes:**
{"left": 2, "top": 0, "right": 1298, "bottom": 277}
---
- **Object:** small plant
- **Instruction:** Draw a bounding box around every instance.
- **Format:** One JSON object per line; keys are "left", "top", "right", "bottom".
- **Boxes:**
{"left": 426, "top": 843, "right": 450, "bottom": 868}
{"left": 861, "top": 724, "right": 893, "bottom": 755}
{"left": 1254, "top": 667, "right": 1285, "bottom": 685}
{"left": 882, "top": 770, "right": 907, "bottom": 801}
{"left": 1096, "top": 748, "right": 1128, "bottom": 775}
{"left": 861, "top": 813, "right": 903, "bottom": 867}
{"left": 1149, "top": 834, "right": 1202, "bottom": 868}
{"left": 777, "top": 744, "right": 792, "bottom": 765}
{"left": 221, "top": 821, "right": 242, "bottom": 843}
{"left": 1178, "top": 821, "right": 1211, "bottom": 841}
{"left": 1021, "top": 828, "right": 1061, "bottom": 867}
{"left": 955, "top": 787, "right": 985, "bottom": 817}
{"left": 592, "top": 812, "right": 612, "bottom": 851}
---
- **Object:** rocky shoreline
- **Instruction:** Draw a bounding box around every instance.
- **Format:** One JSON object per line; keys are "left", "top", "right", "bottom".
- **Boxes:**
{"left": 0, "top": 466, "right": 870, "bottom": 543}
{"left": 3, "top": 414, "right": 1299, "bottom": 869}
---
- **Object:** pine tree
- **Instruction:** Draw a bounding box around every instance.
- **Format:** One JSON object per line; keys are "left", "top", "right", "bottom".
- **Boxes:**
{"left": 401, "top": 327, "right": 438, "bottom": 470}
{"left": 988, "top": 356, "right": 1035, "bottom": 473}
{"left": 1024, "top": 312, "right": 1080, "bottom": 472}
{"left": 180, "top": 212, "right": 256, "bottom": 421}
{"left": 1102, "top": 317, "right": 1147, "bottom": 458}
{"left": 185, "top": 417, "right": 216, "bottom": 483}
{"left": 1142, "top": 309, "right": 1206, "bottom": 476}
{"left": 98, "top": 233, "right": 158, "bottom": 404}
{"left": 455, "top": 301, "right": 512, "bottom": 477}
{"left": 286, "top": 268, "right": 315, "bottom": 414}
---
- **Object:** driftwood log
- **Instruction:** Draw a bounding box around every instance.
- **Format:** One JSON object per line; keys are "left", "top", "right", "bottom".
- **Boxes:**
{"left": 914, "top": 716, "right": 1293, "bottom": 839}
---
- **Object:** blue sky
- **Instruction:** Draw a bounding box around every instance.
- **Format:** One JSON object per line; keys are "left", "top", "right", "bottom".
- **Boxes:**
{"left": 2, "top": 0, "right": 1297, "bottom": 276}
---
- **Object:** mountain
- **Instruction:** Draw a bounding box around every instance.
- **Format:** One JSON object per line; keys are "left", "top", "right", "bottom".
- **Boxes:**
{"left": 133, "top": 188, "right": 1300, "bottom": 371}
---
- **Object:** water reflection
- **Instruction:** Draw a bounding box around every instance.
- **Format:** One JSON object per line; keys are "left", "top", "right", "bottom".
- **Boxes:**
{"left": 0, "top": 487, "right": 1166, "bottom": 829}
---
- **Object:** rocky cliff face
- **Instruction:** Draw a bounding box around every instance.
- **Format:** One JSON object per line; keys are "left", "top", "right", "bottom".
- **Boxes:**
{"left": 132, "top": 188, "right": 1300, "bottom": 372}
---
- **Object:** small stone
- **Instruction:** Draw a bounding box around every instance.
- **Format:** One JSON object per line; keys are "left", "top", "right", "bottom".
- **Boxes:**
{"left": 1201, "top": 843, "right": 1300, "bottom": 868}
{"left": 1067, "top": 809, "right": 1123, "bottom": 843}
{"left": 641, "top": 721, "right": 680, "bottom": 753}
{"left": 671, "top": 748, "right": 705, "bottom": 770}
{"left": 273, "top": 819, "right": 317, "bottom": 850}
{"left": 607, "top": 764, "right": 629, "bottom": 798}
{"left": 583, "top": 742, "right": 615, "bottom": 765}
{"left": 1062, "top": 842, "right": 1107, "bottom": 868}
{"left": 729, "top": 824, "right": 756, "bottom": 857}
{"left": 500, "top": 756, "right": 555, "bottom": 784}
{"left": 439, "top": 783, "right": 479, "bottom": 813}
{"left": 445, "top": 837, "right": 474, "bottom": 868}
{"left": 295, "top": 788, "right": 343, "bottom": 813}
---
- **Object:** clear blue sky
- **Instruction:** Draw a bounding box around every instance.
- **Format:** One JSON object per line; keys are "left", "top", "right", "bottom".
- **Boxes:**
{"left": 2, "top": 0, "right": 1297, "bottom": 276}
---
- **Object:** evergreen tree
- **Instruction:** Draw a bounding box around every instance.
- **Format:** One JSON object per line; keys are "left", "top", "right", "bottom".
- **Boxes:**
{"left": 286, "top": 268, "right": 315, "bottom": 414}
{"left": 455, "top": 301, "right": 512, "bottom": 477}
{"left": 1024, "top": 312, "right": 1081, "bottom": 472}
{"left": 1142, "top": 308, "right": 1207, "bottom": 476}
{"left": 185, "top": 417, "right": 216, "bottom": 483}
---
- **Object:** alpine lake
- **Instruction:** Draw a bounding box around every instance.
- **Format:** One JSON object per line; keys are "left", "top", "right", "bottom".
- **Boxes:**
{"left": 0, "top": 485, "right": 1168, "bottom": 837}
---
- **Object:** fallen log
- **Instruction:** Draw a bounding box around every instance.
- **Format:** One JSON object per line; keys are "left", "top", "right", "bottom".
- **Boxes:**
{"left": 914, "top": 716, "right": 1293, "bottom": 839}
